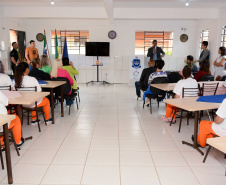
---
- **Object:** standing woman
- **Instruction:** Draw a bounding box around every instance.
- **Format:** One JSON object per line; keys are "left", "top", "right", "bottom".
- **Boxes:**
{"left": 13, "top": 62, "right": 51, "bottom": 125}
{"left": 213, "top": 47, "right": 226, "bottom": 81}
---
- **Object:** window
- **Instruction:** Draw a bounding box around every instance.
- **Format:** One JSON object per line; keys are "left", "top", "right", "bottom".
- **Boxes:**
{"left": 221, "top": 26, "right": 226, "bottom": 47}
{"left": 199, "top": 29, "right": 209, "bottom": 51}
{"left": 51, "top": 30, "right": 89, "bottom": 55}
{"left": 135, "top": 31, "right": 174, "bottom": 56}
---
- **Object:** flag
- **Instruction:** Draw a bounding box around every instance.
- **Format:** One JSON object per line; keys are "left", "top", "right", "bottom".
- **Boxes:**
{"left": 62, "top": 36, "right": 69, "bottom": 58}
{"left": 55, "top": 30, "right": 59, "bottom": 59}
{"left": 43, "top": 34, "right": 47, "bottom": 55}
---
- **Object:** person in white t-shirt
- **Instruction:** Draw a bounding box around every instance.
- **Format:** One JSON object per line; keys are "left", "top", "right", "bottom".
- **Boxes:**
{"left": 161, "top": 66, "right": 198, "bottom": 123}
{"left": 13, "top": 62, "right": 51, "bottom": 125}
{"left": 197, "top": 98, "right": 226, "bottom": 147}
{"left": 0, "top": 61, "right": 13, "bottom": 87}
{"left": 0, "top": 91, "right": 24, "bottom": 151}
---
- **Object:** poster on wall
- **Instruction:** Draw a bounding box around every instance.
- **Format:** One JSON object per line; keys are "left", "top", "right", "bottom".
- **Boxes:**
{"left": 129, "top": 56, "right": 144, "bottom": 86}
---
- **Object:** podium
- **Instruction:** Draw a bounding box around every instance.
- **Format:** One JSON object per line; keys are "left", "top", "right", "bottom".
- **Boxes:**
{"left": 86, "top": 64, "right": 110, "bottom": 85}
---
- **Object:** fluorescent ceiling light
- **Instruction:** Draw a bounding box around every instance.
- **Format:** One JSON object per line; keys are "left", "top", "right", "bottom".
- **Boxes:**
{"left": 51, "top": 0, "right": 54, "bottom": 5}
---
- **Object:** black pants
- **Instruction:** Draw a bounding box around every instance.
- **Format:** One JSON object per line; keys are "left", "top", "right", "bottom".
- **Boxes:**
{"left": 135, "top": 81, "right": 141, "bottom": 97}
{"left": 11, "top": 63, "right": 16, "bottom": 74}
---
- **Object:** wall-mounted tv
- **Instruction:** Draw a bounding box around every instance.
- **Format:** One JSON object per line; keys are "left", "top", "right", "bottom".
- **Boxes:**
{"left": 85, "top": 42, "right": 110, "bottom": 57}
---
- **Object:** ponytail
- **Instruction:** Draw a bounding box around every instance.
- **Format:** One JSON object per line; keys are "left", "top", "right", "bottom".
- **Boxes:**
{"left": 14, "top": 62, "right": 29, "bottom": 88}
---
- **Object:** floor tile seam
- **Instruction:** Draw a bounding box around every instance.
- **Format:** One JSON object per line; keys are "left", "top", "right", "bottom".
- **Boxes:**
{"left": 130, "top": 93, "right": 162, "bottom": 185}
{"left": 40, "top": 85, "right": 94, "bottom": 185}
{"left": 79, "top": 99, "right": 101, "bottom": 185}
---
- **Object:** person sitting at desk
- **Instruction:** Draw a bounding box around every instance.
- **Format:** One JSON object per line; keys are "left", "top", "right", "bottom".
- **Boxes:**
{"left": 135, "top": 60, "right": 156, "bottom": 100}
{"left": 29, "top": 58, "right": 51, "bottom": 80}
{"left": 0, "top": 91, "right": 24, "bottom": 151}
{"left": 62, "top": 57, "right": 79, "bottom": 91}
{"left": 39, "top": 55, "right": 52, "bottom": 75}
{"left": 13, "top": 62, "right": 51, "bottom": 125}
{"left": 194, "top": 59, "right": 211, "bottom": 82}
{"left": 185, "top": 55, "right": 198, "bottom": 72}
{"left": 0, "top": 61, "right": 13, "bottom": 87}
{"left": 143, "top": 60, "right": 167, "bottom": 105}
{"left": 196, "top": 98, "right": 226, "bottom": 148}
{"left": 161, "top": 67, "right": 198, "bottom": 123}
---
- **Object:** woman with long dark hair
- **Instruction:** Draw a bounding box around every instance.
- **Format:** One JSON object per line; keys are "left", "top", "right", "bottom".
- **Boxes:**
{"left": 194, "top": 59, "right": 211, "bottom": 81}
{"left": 13, "top": 62, "right": 51, "bottom": 125}
{"left": 213, "top": 46, "right": 226, "bottom": 80}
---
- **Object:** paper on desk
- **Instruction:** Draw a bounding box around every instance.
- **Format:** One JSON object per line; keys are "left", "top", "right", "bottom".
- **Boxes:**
{"left": 1, "top": 90, "right": 22, "bottom": 98}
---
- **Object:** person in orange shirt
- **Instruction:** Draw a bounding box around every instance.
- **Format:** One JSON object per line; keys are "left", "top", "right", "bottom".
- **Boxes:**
{"left": 25, "top": 40, "right": 39, "bottom": 69}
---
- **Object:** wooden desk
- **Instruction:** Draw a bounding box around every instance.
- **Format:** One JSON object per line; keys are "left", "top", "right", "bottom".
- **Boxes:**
{"left": 40, "top": 81, "right": 66, "bottom": 124}
{"left": 8, "top": 91, "right": 50, "bottom": 140}
{"left": 207, "top": 136, "right": 226, "bottom": 154}
{"left": 164, "top": 97, "right": 221, "bottom": 155}
{"left": 151, "top": 83, "right": 175, "bottom": 91}
{"left": 0, "top": 114, "right": 16, "bottom": 184}
{"left": 152, "top": 81, "right": 226, "bottom": 95}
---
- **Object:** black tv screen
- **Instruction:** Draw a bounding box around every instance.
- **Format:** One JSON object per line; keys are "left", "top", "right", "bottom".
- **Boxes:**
{"left": 85, "top": 42, "right": 110, "bottom": 57}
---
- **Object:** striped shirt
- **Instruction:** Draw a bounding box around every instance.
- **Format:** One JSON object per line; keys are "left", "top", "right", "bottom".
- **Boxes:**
{"left": 148, "top": 71, "right": 167, "bottom": 85}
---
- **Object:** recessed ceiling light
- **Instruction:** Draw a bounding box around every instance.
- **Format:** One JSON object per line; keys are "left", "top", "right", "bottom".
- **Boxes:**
{"left": 185, "top": 2, "right": 189, "bottom": 6}
{"left": 51, "top": 0, "right": 54, "bottom": 5}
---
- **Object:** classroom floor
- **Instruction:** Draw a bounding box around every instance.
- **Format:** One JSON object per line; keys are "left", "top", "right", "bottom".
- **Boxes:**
{"left": 1, "top": 84, "right": 226, "bottom": 185}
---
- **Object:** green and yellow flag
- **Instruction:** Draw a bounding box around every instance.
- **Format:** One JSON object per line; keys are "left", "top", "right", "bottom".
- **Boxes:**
{"left": 55, "top": 29, "right": 59, "bottom": 59}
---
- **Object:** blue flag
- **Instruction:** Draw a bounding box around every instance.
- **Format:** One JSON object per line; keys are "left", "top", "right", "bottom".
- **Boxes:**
{"left": 62, "top": 36, "right": 69, "bottom": 58}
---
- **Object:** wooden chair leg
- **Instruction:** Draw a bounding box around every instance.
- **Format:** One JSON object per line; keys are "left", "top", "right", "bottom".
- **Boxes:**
{"left": 170, "top": 108, "right": 177, "bottom": 126}
{"left": 41, "top": 108, "right": 47, "bottom": 126}
{"left": 36, "top": 110, "right": 41, "bottom": 132}
{"left": 10, "top": 129, "right": 20, "bottom": 156}
{"left": 203, "top": 146, "right": 212, "bottom": 163}
{"left": 0, "top": 143, "right": 4, "bottom": 170}
{"left": 178, "top": 109, "right": 183, "bottom": 133}
{"left": 187, "top": 111, "right": 190, "bottom": 125}
{"left": 27, "top": 110, "right": 29, "bottom": 125}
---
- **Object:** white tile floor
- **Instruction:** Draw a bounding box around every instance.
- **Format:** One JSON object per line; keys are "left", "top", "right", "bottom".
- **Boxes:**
{"left": 1, "top": 84, "right": 226, "bottom": 185}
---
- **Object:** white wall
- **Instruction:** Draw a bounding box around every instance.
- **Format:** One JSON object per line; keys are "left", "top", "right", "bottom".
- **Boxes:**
{"left": 23, "top": 18, "right": 199, "bottom": 83}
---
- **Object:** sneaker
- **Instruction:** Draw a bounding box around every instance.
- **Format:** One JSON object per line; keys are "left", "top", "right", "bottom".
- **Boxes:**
{"left": 145, "top": 102, "right": 150, "bottom": 107}
{"left": 45, "top": 118, "right": 52, "bottom": 124}
{"left": 31, "top": 119, "right": 40, "bottom": 126}
{"left": 17, "top": 138, "right": 25, "bottom": 148}
{"left": 138, "top": 97, "right": 142, "bottom": 101}
{"left": 161, "top": 115, "right": 170, "bottom": 122}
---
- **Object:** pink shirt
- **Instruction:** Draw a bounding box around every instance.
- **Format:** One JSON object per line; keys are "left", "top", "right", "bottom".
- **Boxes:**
{"left": 51, "top": 68, "right": 74, "bottom": 94}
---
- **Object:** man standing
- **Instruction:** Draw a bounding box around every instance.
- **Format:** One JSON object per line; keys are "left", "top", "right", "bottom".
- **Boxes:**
{"left": 25, "top": 40, "right": 39, "bottom": 69}
{"left": 198, "top": 41, "right": 210, "bottom": 66}
{"left": 147, "top": 40, "right": 165, "bottom": 67}
{"left": 10, "top": 42, "right": 19, "bottom": 74}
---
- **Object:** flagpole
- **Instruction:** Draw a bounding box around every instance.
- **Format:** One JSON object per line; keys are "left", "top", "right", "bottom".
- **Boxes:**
{"left": 44, "top": 29, "right": 52, "bottom": 67}
{"left": 62, "top": 30, "right": 67, "bottom": 59}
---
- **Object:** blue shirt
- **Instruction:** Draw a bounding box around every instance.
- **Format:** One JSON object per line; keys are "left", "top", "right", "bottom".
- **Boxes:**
{"left": 153, "top": 50, "right": 157, "bottom": 60}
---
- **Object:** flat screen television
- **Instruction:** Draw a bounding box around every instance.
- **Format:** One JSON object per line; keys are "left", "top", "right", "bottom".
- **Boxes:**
{"left": 85, "top": 42, "right": 110, "bottom": 57}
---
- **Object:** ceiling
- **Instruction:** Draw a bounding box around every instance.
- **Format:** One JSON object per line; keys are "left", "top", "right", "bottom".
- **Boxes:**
{"left": 0, "top": 0, "right": 226, "bottom": 8}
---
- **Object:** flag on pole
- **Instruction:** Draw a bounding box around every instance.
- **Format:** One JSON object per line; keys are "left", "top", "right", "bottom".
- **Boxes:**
{"left": 55, "top": 30, "right": 59, "bottom": 59}
{"left": 43, "top": 34, "right": 47, "bottom": 55}
{"left": 62, "top": 36, "right": 69, "bottom": 58}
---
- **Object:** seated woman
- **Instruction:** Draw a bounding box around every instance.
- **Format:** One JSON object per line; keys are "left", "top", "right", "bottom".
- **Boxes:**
{"left": 161, "top": 67, "right": 198, "bottom": 123}
{"left": 194, "top": 59, "right": 211, "bottom": 81}
{"left": 196, "top": 98, "right": 226, "bottom": 147}
{"left": 51, "top": 59, "right": 74, "bottom": 95}
{"left": 213, "top": 47, "right": 226, "bottom": 81}
{"left": 29, "top": 58, "right": 51, "bottom": 80}
{"left": 185, "top": 55, "right": 198, "bottom": 72}
{"left": 0, "top": 91, "right": 24, "bottom": 150}
{"left": 62, "top": 57, "right": 79, "bottom": 91}
{"left": 0, "top": 60, "right": 13, "bottom": 87}
{"left": 39, "top": 55, "right": 52, "bottom": 75}
{"left": 13, "top": 62, "right": 51, "bottom": 125}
